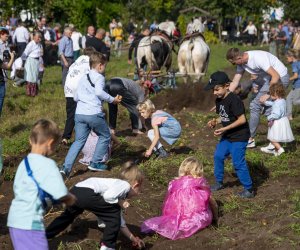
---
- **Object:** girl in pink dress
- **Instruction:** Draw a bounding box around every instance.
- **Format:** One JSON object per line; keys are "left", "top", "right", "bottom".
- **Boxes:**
{"left": 141, "top": 157, "right": 218, "bottom": 240}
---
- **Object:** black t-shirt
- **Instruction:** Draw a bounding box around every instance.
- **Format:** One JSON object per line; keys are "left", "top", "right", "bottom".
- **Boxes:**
{"left": 0, "top": 59, "right": 5, "bottom": 83}
{"left": 86, "top": 37, "right": 108, "bottom": 57}
{"left": 215, "top": 92, "right": 250, "bottom": 142}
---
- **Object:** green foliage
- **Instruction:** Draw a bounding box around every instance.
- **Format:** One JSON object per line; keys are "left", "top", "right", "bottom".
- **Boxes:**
{"left": 204, "top": 31, "right": 219, "bottom": 44}
{"left": 177, "top": 14, "right": 187, "bottom": 35}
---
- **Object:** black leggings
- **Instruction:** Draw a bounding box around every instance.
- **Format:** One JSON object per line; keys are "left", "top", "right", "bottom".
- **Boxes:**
{"left": 46, "top": 187, "right": 121, "bottom": 249}
{"left": 107, "top": 79, "right": 140, "bottom": 130}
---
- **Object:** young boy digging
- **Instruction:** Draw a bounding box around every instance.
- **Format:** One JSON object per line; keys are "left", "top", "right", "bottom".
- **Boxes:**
{"left": 205, "top": 71, "right": 254, "bottom": 198}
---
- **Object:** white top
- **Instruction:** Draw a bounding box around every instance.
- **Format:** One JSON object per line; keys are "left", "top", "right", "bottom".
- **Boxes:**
{"left": 13, "top": 26, "right": 30, "bottom": 43}
{"left": 64, "top": 55, "right": 90, "bottom": 98}
{"left": 11, "top": 57, "right": 22, "bottom": 78}
{"left": 23, "top": 40, "right": 43, "bottom": 59}
{"left": 265, "top": 99, "right": 286, "bottom": 121}
{"left": 71, "top": 31, "right": 82, "bottom": 51}
{"left": 244, "top": 24, "right": 257, "bottom": 35}
{"left": 237, "top": 50, "right": 288, "bottom": 78}
{"left": 75, "top": 177, "right": 130, "bottom": 227}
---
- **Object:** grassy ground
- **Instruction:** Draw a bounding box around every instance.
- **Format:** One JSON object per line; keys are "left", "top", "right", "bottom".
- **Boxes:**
{"left": 1, "top": 43, "right": 300, "bottom": 250}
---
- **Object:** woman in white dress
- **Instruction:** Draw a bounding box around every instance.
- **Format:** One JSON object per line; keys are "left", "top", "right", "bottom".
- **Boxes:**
{"left": 261, "top": 83, "right": 294, "bottom": 156}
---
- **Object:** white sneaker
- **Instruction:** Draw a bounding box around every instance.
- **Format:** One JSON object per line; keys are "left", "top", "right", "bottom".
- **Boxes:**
{"left": 97, "top": 217, "right": 106, "bottom": 228}
{"left": 264, "top": 143, "right": 275, "bottom": 150}
{"left": 247, "top": 139, "right": 256, "bottom": 148}
{"left": 260, "top": 147, "right": 275, "bottom": 154}
{"left": 274, "top": 147, "right": 285, "bottom": 156}
{"left": 100, "top": 245, "right": 114, "bottom": 250}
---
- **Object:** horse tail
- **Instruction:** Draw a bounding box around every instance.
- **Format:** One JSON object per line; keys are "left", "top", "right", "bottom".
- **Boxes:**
{"left": 203, "top": 47, "right": 210, "bottom": 73}
{"left": 186, "top": 39, "right": 194, "bottom": 73}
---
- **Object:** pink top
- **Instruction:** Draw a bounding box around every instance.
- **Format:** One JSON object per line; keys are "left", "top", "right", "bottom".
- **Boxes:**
{"left": 151, "top": 110, "right": 168, "bottom": 126}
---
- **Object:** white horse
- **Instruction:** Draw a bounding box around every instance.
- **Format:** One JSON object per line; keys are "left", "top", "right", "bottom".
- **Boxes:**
{"left": 177, "top": 35, "right": 210, "bottom": 82}
{"left": 136, "top": 21, "right": 176, "bottom": 71}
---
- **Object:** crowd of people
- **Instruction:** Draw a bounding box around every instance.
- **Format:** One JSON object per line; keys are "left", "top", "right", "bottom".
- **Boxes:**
{"left": 0, "top": 14, "right": 300, "bottom": 250}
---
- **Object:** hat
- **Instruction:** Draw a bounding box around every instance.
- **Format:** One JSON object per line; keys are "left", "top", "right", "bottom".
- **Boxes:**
{"left": 204, "top": 71, "right": 231, "bottom": 90}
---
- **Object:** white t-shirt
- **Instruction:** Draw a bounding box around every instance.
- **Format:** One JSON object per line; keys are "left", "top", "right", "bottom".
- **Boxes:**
{"left": 237, "top": 50, "right": 288, "bottom": 78}
{"left": 71, "top": 31, "right": 83, "bottom": 51}
{"left": 64, "top": 55, "right": 90, "bottom": 98}
{"left": 245, "top": 25, "right": 257, "bottom": 35}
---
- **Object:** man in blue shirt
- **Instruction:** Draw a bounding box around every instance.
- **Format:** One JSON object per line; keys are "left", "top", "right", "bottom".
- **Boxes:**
{"left": 59, "top": 27, "right": 74, "bottom": 86}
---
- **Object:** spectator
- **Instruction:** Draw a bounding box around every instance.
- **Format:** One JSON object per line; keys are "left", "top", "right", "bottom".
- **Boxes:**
{"left": 13, "top": 21, "right": 30, "bottom": 57}
{"left": 112, "top": 22, "right": 123, "bottom": 57}
{"left": 86, "top": 28, "right": 108, "bottom": 58}
{"left": 58, "top": 27, "right": 73, "bottom": 86}
{"left": 81, "top": 26, "right": 95, "bottom": 49}
{"left": 109, "top": 19, "right": 117, "bottom": 35}
{"left": 243, "top": 21, "right": 257, "bottom": 46}
{"left": 69, "top": 24, "right": 82, "bottom": 60}
{"left": 126, "top": 18, "right": 135, "bottom": 35}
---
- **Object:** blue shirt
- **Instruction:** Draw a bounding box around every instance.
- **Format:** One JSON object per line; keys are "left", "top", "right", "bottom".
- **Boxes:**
{"left": 58, "top": 36, "right": 73, "bottom": 57}
{"left": 282, "top": 25, "right": 290, "bottom": 39}
{"left": 265, "top": 99, "right": 286, "bottom": 121}
{"left": 7, "top": 153, "right": 68, "bottom": 231}
{"left": 74, "top": 69, "right": 115, "bottom": 115}
{"left": 291, "top": 61, "right": 300, "bottom": 89}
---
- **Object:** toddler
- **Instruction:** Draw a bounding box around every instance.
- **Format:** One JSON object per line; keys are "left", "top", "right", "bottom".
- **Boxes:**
{"left": 141, "top": 157, "right": 218, "bottom": 240}
{"left": 260, "top": 83, "right": 294, "bottom": 156}
{"left": 137, "top": 99, "right": 181, "bottom": 158}
{"left": 7, "top": 119, "right": 76, "bottom": 250}
{"left": 286, "top": 49, "right": 300, "bottom": 120}
{"left": 46, "top": 162, "right": 145, "bottom": 250}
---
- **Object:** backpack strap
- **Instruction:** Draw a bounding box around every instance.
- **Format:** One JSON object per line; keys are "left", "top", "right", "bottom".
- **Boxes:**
{"left": 87, "top": 74, "right": 95, "bottom": 88}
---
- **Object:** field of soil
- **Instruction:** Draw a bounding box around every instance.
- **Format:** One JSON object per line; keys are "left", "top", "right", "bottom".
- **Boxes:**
{"left": 0, "top": 81, "right": 299, "bottom": 250}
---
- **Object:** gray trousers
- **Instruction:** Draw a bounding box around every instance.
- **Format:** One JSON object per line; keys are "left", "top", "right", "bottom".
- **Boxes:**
{"left": 286, "top": 88, "right": 300, "bottom": 117}
{"left": 61, "top": 57, "right": 74, "bottom": 86}
{"left": 249, "top": 74, "right": 289, "bottom": 138}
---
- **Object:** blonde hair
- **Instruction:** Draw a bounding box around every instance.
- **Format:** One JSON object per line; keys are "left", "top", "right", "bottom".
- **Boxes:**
{"left": 178, "top": 157, "right": 204, "bottom": 177}
{"left": 286, "top": 49, "right": 300, "bottom": 60}
{"left": 30, "top": 119, "right": 61, "bottom": 145}
{"left": 120, "top": 161, "right": 144, "bottom": 185}
{"left": 137, "top": 99, "right": 155, "bottom": 113}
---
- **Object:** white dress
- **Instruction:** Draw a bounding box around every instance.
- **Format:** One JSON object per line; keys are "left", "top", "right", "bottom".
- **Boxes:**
{"left": 266, "top": 99, "right": 294, "bottom": 142}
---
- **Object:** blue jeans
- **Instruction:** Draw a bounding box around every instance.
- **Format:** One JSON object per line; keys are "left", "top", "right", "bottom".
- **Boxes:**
{"left": 214, "top": 138, "right": 252, "bottom": 190}
{"left": 64, "top": 113, "right": 111, "bottom": 173}
{"left": 0, "top": 82, "right": 6, "bottom": 117}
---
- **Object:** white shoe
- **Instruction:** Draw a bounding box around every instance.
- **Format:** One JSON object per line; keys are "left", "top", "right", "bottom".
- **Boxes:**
{"left": 247, "top": 139, "right": 256, "bottom": 148}
{"left": 100, "top": 245, "right": 114, "bottom": 250}
{"left": 260, "top": 147, "right": 275, "bottom": 154}
{"left": 97, "top": 217, "right": 106, "bottom": 228}
{"left": 274, "top": 147, "right": 285, "bottom": 156}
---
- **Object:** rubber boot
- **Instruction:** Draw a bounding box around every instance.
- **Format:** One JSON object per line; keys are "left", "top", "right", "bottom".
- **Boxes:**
{"left": 157, "top": 146, "right": 169, "bottom": 158}
{"left": 25, "top": 83, "right": 31, "bottom": 96}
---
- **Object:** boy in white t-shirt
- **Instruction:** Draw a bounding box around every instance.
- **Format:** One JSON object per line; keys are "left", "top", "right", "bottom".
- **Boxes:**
{"left": 226, "top": 48, "right": 289, "bottom": 149}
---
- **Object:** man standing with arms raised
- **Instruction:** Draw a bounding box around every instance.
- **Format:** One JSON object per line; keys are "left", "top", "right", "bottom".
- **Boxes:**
{"left": 226, "top": 48, "right": 289, "bottom": 152}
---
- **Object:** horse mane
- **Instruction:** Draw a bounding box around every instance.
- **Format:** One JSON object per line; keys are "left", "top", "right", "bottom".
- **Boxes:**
{"left": 150, "top": 29, "right": 171, "bottom": 39}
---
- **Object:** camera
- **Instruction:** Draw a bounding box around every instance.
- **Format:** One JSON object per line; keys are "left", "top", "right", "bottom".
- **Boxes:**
{"left": 3, "top": 50, "right": 11, "bottom": 61}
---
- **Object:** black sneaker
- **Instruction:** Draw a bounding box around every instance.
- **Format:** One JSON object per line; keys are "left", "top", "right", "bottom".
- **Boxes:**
{"left": 237, "top": 189, "right": 254, "bottom": 198}
{"left": 210, "top": 182, "right": 224, "bottom": 192}
{"left": 157, "top": 147, "right": 169, "bottom": 158}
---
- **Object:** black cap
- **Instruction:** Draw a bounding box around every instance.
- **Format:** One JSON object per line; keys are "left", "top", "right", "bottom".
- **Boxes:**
{"left": 204, "top": 71, "right": 231, "bottom": 90}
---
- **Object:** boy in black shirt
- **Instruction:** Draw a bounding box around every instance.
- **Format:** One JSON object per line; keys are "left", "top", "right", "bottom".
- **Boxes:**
{"left": 205, "top": 71, "right": 254, "bottom": 198}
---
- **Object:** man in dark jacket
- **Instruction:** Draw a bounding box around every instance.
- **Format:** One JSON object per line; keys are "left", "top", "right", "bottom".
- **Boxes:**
{"left": 86, "top": 28, "right": 108, "bottom": 59}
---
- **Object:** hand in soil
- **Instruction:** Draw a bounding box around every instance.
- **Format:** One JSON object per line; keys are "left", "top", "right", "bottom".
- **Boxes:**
{"left": 132, "top": 236, "right": 145, "bottom": 249}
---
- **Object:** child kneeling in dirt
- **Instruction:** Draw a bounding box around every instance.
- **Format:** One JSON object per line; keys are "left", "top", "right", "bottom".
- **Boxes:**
{"left": 205, "top": 71, "right": 254, "bottom": 198}
{"left": 46, "top": 162, "right": 145, "bottom": 250}
{"left": 7, "top": 119, "right": 76, "bottom": 250}
{"left": 141, "top": 156, "right": 218, "bottom": 240}
{"left": 137, "top": 99, "right": 181, "bottom": 158}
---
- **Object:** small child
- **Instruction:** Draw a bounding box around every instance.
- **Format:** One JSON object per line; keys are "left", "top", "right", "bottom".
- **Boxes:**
{"left": 205, "top": 71, "right": 254, "bottom": 198}
{"left": 137, "top": 99, "right": 181, "bottom": 158}
{"left": 286, "top": 49, "right": 300, "bottom": 120}
{"left": 141, "top": 157, "right": 218, "bottom": 240}
{"left": 260, "top": 83, "right": 294, "bottom": 156}
{"left": 46, "top": 162, "right": 145, "bottom": 250}
{"left": 7, "top": 119, "right": 76, "bottom": 250}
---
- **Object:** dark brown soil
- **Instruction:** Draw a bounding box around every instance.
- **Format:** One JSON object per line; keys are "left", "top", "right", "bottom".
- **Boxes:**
{"left": 0, "top": 79, "right": 299, "bottom": 250}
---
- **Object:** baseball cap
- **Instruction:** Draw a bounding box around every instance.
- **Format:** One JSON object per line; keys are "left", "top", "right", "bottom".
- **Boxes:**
{"left": 204, "top": 71, "right": 231, "bottom": 90}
